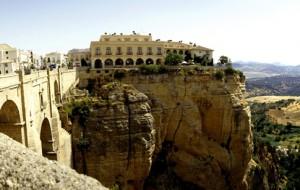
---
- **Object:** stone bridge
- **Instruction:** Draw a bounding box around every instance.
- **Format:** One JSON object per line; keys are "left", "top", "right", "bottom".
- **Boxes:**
{"left": 0, "top": 68, "right": 78, "bottom": 166}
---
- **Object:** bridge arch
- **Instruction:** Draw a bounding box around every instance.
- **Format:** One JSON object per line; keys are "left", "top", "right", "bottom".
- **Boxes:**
{"left": 0, "top": 100, "right": 22, "bottom": 143}
{"left": 40, "top": 118, "right": 57, "bottom": 160}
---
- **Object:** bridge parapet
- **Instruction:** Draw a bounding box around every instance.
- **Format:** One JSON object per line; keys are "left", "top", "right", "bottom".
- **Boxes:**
{"left": 0, "top": 73, "right": 20, "bottom": 90}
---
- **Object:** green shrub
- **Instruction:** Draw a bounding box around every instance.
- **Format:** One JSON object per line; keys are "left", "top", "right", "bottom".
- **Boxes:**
{"left": 224, "top": 67, "right": 236, "bottom": 75}
{"left": 214, "top": 70, "right": 224, "bottom": 80}
{"left": 139, "top": 65, "right": 167, "bottom": 75}
{"left": 165, "top": 53, "right": 183, "bottom": 65}
{"left": 114, "top": 70, "right": 126, "bottom": 80}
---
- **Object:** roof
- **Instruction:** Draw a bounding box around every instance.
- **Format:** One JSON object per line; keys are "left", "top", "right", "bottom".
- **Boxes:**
{"left": 45, "top": 52, "right": 63, "bottom": 56}
{"left": 68, "top": 48, "right": 90, "bottom": 54}
{"left": 193, "top": 45, "right": 214, "bottom": 51}
{"left": 0, "top": 44, "right": 15, "bottom": 50}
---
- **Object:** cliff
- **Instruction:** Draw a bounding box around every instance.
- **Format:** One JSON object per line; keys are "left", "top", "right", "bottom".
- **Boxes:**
{"left": 0, "top": 133, "right": 107, "bottom": 190}
{"left": 70, "top": 83, "right": 155, "bottom": 190}
{"left": 71, "top": 69, "right": 252, "bottom": 190}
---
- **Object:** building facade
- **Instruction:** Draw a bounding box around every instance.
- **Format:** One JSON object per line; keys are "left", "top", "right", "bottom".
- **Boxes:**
{"left": 68, "top": 48, "right": 91, "bottom": 67}
{"left": 68, "top": 33, "right": 213, "bottom": 68}
{"left": 0, "top": 44, "right": 18, "bottom": 75}
{"left": 44, "top": 52, "right": 67, "bottom": 67}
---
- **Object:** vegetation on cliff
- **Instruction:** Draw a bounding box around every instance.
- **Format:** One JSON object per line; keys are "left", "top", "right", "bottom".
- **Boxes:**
{"left": 250, "top": 99, "right": 300, "bottom": 189}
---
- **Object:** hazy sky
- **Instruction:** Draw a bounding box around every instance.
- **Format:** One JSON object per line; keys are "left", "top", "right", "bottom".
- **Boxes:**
{"left": 1, "top": 0, "right": 299, "bottom": 65}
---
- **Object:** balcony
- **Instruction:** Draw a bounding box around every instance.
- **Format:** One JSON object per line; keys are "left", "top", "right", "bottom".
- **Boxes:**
{"left": 147, "top": 52, "right": 153, "bottom": 55}
{"left": 137, "top": 52, "right": 143, "bottom": 56}
{"left": 106, "top": 52, "right": 112, "bottom": 55}
{"left": 116, "top": 52, "right": 123, "bottom": 56}
{"left": 127, "top": 52, "right": 133, "bottom": 55}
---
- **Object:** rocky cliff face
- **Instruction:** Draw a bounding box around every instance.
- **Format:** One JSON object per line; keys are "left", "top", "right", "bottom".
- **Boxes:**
{"left": 71, "top": 83, "right": 155, "bottom": 190}
{"left": 73, "top": 71, "right": 252, "bottom": 190}
{"left": 0, "top": 133, "right": 107, "bottom": 190}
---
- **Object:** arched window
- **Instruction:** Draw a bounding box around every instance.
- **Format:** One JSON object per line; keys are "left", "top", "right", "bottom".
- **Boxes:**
{"left": 136, "top": 58, "right": 144, "bottom": 65}
{"left": 115, "top": 59, "right": 124, "bottom": 67}
{"left": 95, "top": 59, "right": 102, "bottom": 68}
{"left": 126, "top": 58, "right": 134, "bottom": 65}
{"left": 146, "top": 58, "right": 154, "bottom": 65}
{"left": 104, "top": 59, "right": 113, "bottom": 67}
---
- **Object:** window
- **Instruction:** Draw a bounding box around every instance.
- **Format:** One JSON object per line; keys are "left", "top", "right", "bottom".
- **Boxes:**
{"left": 127, "top": 47, "right": 133, "bottom": 55}
{"left": 4, "top": 63, "right": 8, "bottom": 67}
{"left": 40, "top": 93, "right": 44, "bottom": 109}
{"left": 5, "top": 51, "right": 8, "bottom": 54}
{"left": 147, "top": 47, "right": 153, "bottom": 55}
{"left": 6, "top": 57, "right": 9, "bottom": 59}
{"left": 157, "top": 47, "right": 162, "bottom": 55}
{"left": 106, "top": 47, "right": 112, "bottom": 55}
{"left": 95, "top": 48, "right": 101, "bottom": 56}
{"left": 116, "top": 47, "right": 122, "bottom": 55}
{"left": 137, "top": 47, "right": 143, "bottom": 55}
{"left": 6, "top": 70, "right": 8, "bottom": 74}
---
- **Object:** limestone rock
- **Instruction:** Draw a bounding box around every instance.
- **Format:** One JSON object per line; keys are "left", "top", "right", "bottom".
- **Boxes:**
{"left": 75, "top": 73, "right": 252, "bottom": 190}
{"left": 0, "top": 133, "right": 107, "bottom": 190}
{"left": 122, "top": 74, "right": 252, "bottom": 190}
{"left": 72, "top": 83, "right": 155, "bottom": 190}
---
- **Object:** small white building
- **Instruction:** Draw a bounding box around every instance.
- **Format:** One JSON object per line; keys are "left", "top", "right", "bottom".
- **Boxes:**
{"left": 44, "top": 52, "right": 67, "bottom": 67}
{"left": 0, "top": 44, "right": 18, "bottom": 75}
{"left": 17, "top": 49, "right": 32, "bottom": 68}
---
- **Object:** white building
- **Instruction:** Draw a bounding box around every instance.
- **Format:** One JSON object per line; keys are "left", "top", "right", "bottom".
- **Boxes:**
{"left": 44, "top": 52, "right": 67, "bottom": 67}
{"left": 0, "top": 44, "right": 18, "bottom": 75}
{"left": 17, "top": 49, "right": 32, "bottom": 68}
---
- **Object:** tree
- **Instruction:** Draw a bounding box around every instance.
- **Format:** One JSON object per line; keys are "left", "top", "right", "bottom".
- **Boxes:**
{"left": 218, "top": 56, "right": 229, "bottom": 65}
{"left": 165, "top": 53, "right": 183, "bottom": 65}
{"left": 184, "top": 51, "right": 192, "bottom": 62}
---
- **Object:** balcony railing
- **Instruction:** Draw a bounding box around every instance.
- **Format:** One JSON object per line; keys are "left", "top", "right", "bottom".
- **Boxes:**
{"left": 137, "top": 52, "right": 143, "bottom": 55}
{"left": 127, "top": 52, "right": 133, "bottom": 55}
{"left": 116, "top": 52, "right": 123, "bottom": 55}
{"left": 147, "top": 52, "right": 153, "bottom": 55}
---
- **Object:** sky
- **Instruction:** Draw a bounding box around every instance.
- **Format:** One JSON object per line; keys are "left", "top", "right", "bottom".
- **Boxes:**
{"left": 0, "top": 0, "right": 299, "bottom": 65}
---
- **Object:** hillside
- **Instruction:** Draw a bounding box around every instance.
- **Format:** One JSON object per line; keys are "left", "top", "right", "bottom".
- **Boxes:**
{"left": 233, "top": 62, "right": 300, "bottom": 79}
{"left": 248, "top": 98, "right": 300, "bottom": 189}
{"left": 246, "top": 76, "right": 300, "bottom": 97}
